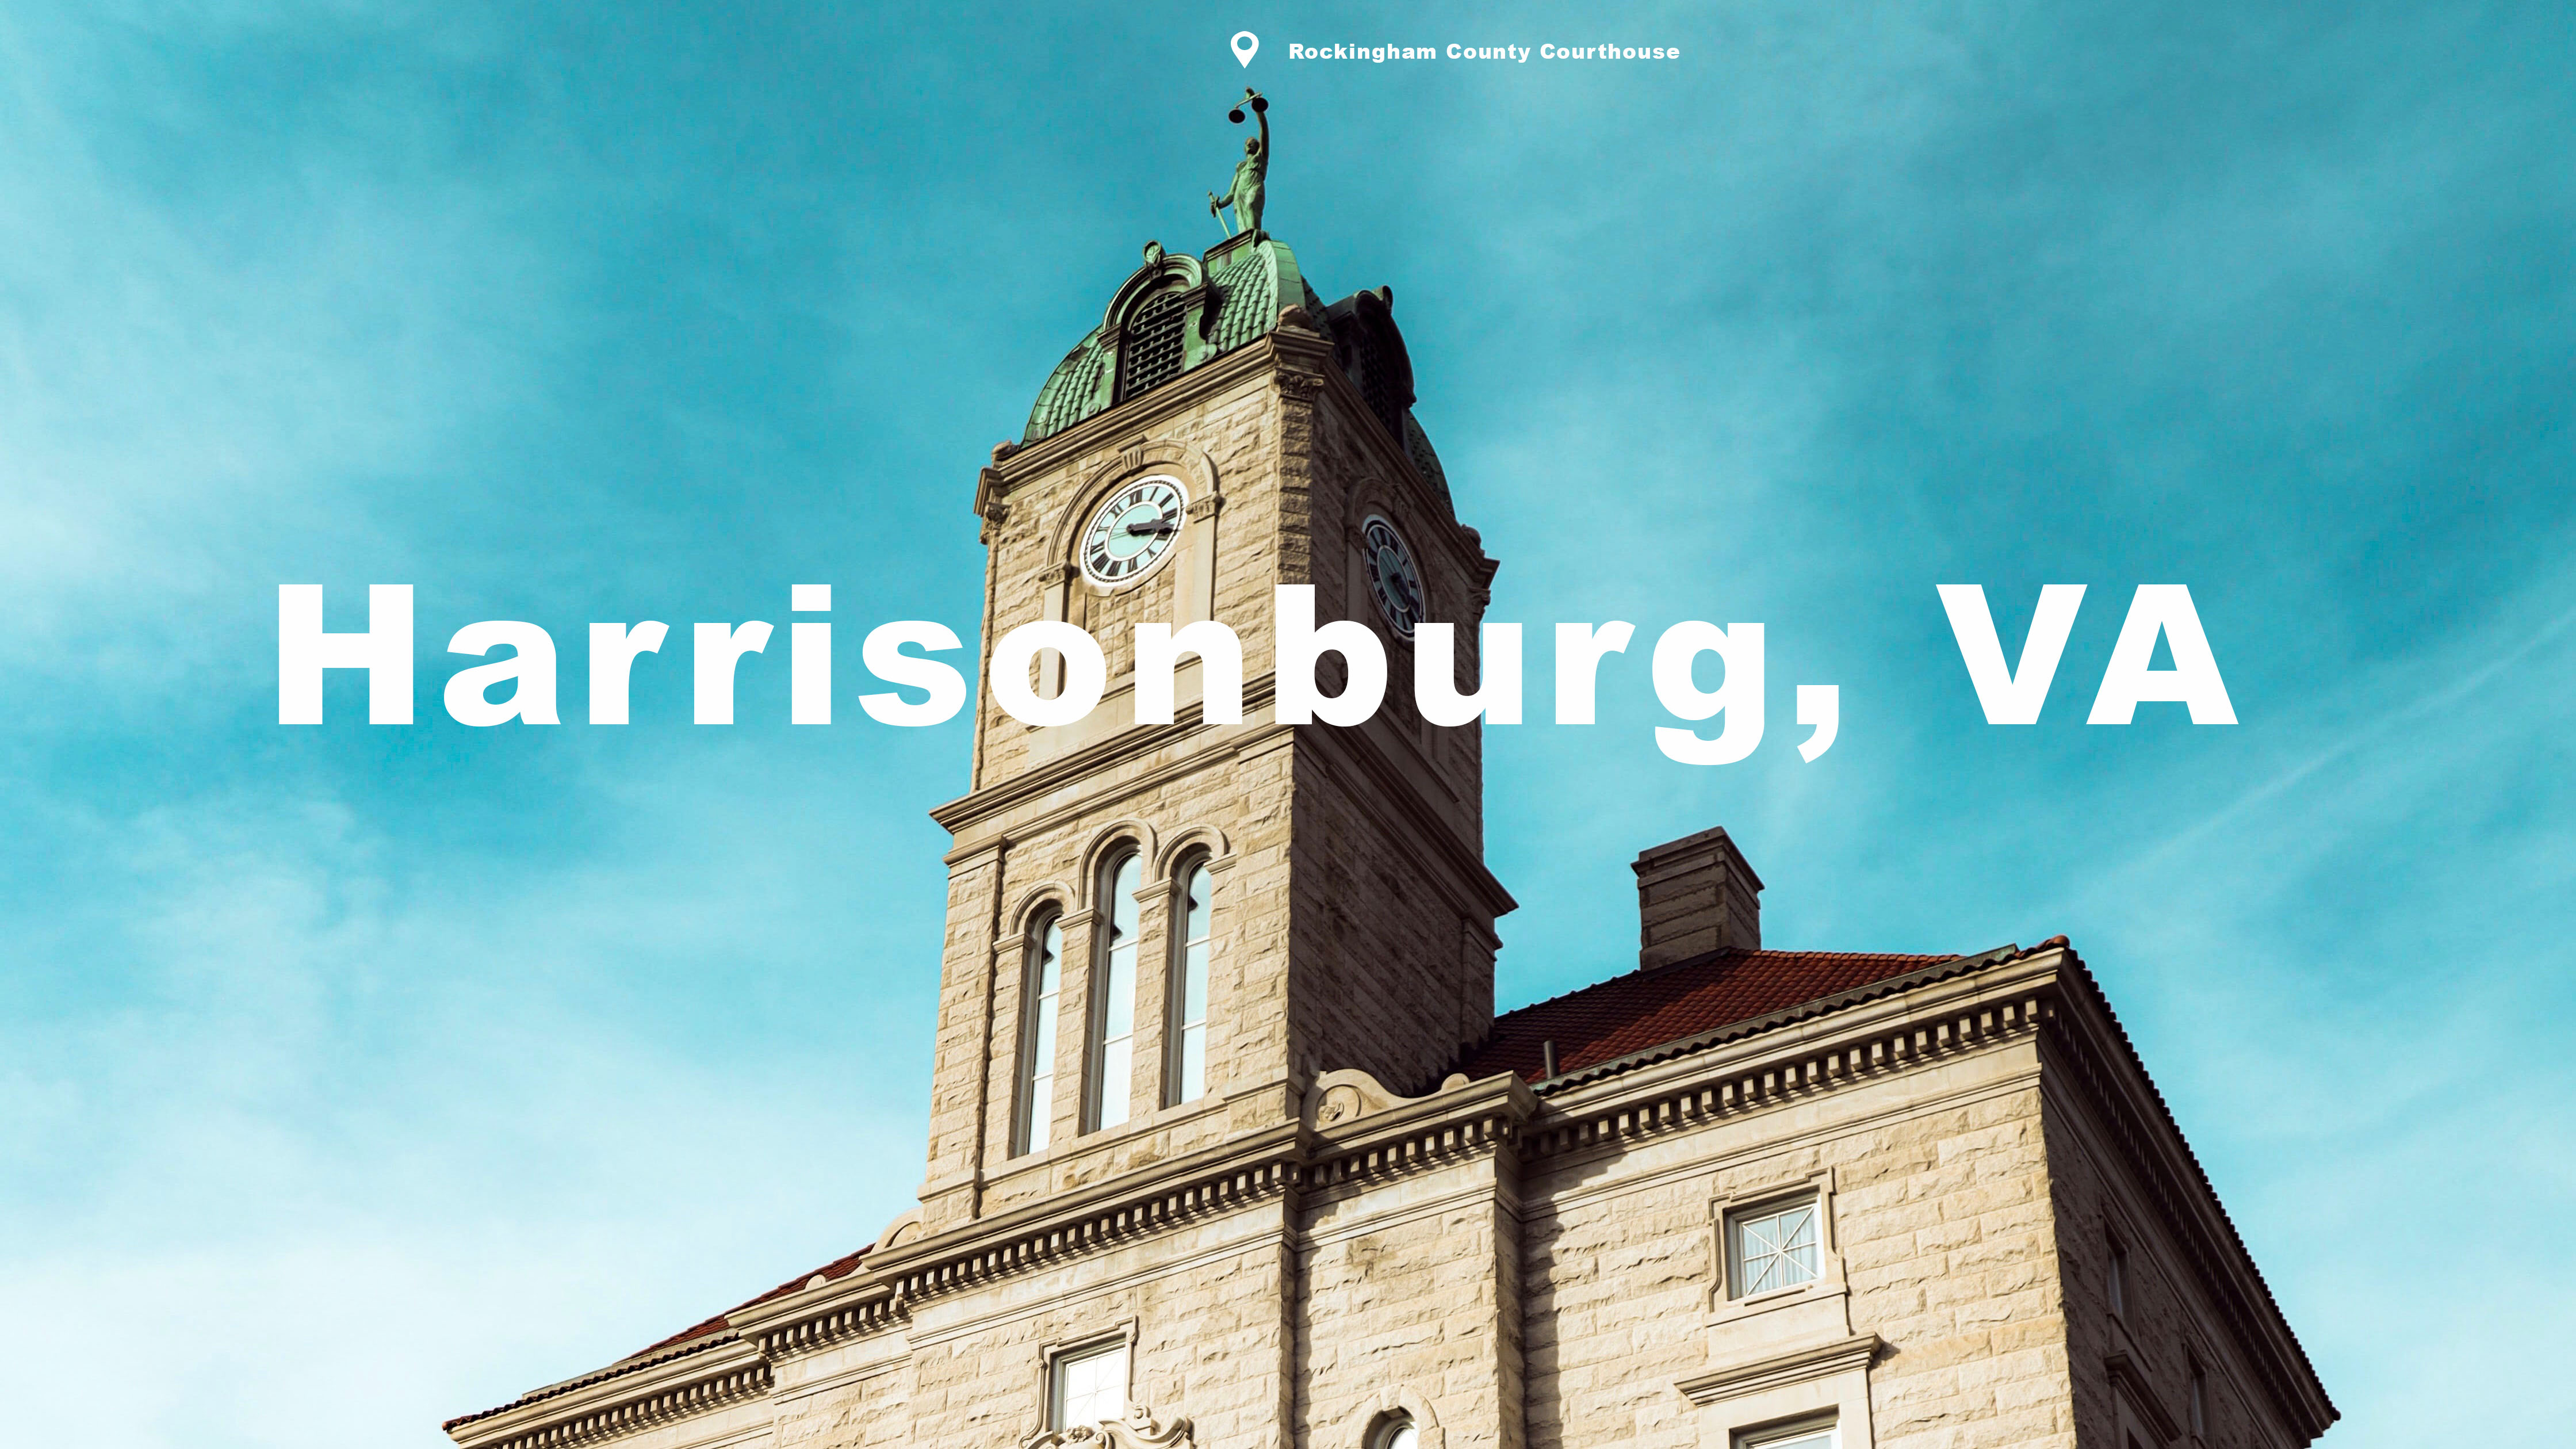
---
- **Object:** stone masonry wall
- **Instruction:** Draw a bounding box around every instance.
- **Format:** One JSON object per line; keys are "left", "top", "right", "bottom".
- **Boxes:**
{"left": 1299, "top": 371, "right": 1487, "bottom": 847}
{"left": 898, "top": 1205, "right": 1297, "bottom": 1449}
{"left": 1521, "top": 1042, "right": 2075, "bottom": 1449}
{"left": 2041, "top": 1085, "right": 2296, "bottom": 1449}
{"left": 1295, "top": 1154, "right": 1524, "bottom": 1449}
{"left": 1288, "top": 737, "right": 1499, "bottom": 1094}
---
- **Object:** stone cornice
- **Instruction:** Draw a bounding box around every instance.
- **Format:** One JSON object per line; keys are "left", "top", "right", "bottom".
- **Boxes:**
{"left": 931, "top": 689, "right": 1289, "bottom": 840}
{"left": 868, "top": 1126, "right": 1304, "bottom": 1303}
{"left": 726, "top": 1280, "right": 907, "bottom": 1366}
{"left": 1302, "top": 1070, "right": 1534, "bottom": 1195}
{"left": 561, "top": 1075, "right": 1536, "bottom": 1436}
{"left": 928, "top": 682, "right": 1513, "bottom": 920}
{"left": 987, "top": 341, "right": 1277, "bottom": 496}
{"left": 865, "top": 1073, "right": 1524, "bottom": 1308}
{"left": 1535, "top": 946, "right": 2027, "bottom": 1101}
{"left": 445, "top": 1334, "right": 770, "bottom": 1449}
{"left": 1675, "top": 1332, "right": 1883, "bottom": 1405}
{"left": 2038, "top": 952, "right": 2338, "bottom": 1443}
{"left": 1515, "top": 945, "right": 2058, "bottom": 1168}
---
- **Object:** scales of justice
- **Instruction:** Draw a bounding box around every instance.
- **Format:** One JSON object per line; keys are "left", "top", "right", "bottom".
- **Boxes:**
{"left": 1208, "top": 88, "right": 1268, "bottom": 239}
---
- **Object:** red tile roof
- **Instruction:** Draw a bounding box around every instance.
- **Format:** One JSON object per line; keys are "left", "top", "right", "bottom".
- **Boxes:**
{"left": 629, "top": 1245, "right": 870, "bottom": 1358}
{"left": 440, "top": 1246, "right": 870, "bottom": 1432}
{"left": 1456, "top": 948, "right": 1970, "bottom": 1085}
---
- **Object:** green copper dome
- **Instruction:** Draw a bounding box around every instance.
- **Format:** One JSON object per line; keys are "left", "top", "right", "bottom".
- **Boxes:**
{"left": 1021, "top": 232, "right": 1452, "bottom": 515}
{"left": 1024, "top": 232, "right": 1323, "bottom": 443}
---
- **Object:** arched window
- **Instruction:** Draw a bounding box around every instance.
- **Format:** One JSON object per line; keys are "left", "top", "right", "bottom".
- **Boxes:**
{"left": 1015, "top": 912, "right": 1065, "bottom": 1156}
{"left": 1088, "top": 851, "right": 1143, "bottom": 1131}
{"left": 1168, "top": 859, "right": 1214, "bottom": 1105}
{"left": 1371, "top": 1414, "right": 1418, "bottom": 1449}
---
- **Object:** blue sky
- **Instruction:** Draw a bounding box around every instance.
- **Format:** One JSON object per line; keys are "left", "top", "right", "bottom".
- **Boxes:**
{"left": 2, "top": 1, "right": 2569, "bottom": 1444}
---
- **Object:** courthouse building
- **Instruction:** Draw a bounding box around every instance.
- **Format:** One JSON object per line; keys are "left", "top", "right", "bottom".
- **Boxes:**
{"left": 445, "top": 154, "right": 2336, "bottom": 1449}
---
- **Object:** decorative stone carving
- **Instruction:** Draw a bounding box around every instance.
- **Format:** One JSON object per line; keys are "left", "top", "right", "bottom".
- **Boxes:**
{"left": 1302, "top": 1066, "right": 1463, "bottom": 1130}
{"left": 1020, "top": 1404, "right": 1196, "bottom": 1448}
{"left": 876, "top": 1206, "right": 925, "bottom": 1250}
{"left": 1318, "top": 1083, "right": 1364, "bottom": 1125}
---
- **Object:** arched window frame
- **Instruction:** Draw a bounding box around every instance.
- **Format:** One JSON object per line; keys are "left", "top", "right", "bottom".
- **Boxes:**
{"left": 1013, "top": 905, "right": 1068, "bottom": 1157}
{"left": 1085, "top": 847, "right": 1145, "bottom": 1133}
{"left": 1369, "top": 1412, "right": 1419, "bottom": 1449}
{"left": 1356, "top": 1386, "right": 1444, "bottom": 1449}
{"left": 1097, "top": 247, "right": 1214, "bottom": 410}
{"left": 1165, "top": 851, "right": 1216, "bottom": 1108}
{"left": 1115, "top": 287, "right": 1192, "bottom": 403}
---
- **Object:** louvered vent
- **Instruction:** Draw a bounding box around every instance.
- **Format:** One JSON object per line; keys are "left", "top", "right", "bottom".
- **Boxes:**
{"left": 1117, "top": 292, "right": 1189, "bottom": 400}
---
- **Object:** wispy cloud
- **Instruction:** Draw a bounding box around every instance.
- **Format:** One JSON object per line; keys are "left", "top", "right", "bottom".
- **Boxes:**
{"left": 4, "top": 2, "right": 2570, "bottom": 1446}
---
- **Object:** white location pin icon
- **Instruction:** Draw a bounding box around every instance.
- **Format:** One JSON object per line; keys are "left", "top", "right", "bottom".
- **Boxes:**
{"left": 1231, "top": 31, "right": 1259, "bottom": 68}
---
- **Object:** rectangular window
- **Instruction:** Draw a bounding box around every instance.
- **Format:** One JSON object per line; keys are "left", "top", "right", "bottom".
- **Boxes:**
{"left": 1015, "top": 916, "right": 1064, "bottom": 1156}
{"left": 1089, "top": 854, "right": 1142, "bottom": 1131}
{"left": 2108, "top": 1239, "right": 2130, "bottom": 1318}
{"left": 1168, "top": 861, "right": 1212, "bottom": 1105}
{"left": 1727, "top": 1196, "right": 1821, "bottom": 1298}
{"left": 2189, "top": 1359, "right": 2207, "bottom": 1437}
{"left": 1737, "top": 1417, "right": 1836, "bottom": 1449}
{"left": 1050, "top": 1340, "right": 1128, "bottom": 1430}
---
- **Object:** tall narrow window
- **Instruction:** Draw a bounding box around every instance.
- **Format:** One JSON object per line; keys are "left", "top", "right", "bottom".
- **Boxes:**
{"left": 2188, "top": 1359, "right": 2207, "bottom": 1438}
{"left": 2108, "top": 1239, "right": 2130, "bottom": 1318}
{"left": 1088, "top": 852, "right": 1142, "bottom": 1131}
{"left": 1014, "top": 914, "right": 1063, "bottom": 1156}
{"left": 1169, "top": 861, "right": 1213, "bottom": 1105}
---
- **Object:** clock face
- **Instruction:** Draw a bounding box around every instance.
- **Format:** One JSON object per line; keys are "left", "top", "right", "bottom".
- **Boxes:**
{"left": 1361, "top": 514, "right": 1425, "bottom": 639}
{"left": 1080, "top": 475, "right": 1188, "bottom": 586}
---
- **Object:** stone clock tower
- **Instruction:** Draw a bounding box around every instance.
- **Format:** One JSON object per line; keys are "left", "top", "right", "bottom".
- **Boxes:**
{"left": 446, "top": 116, "right": 2333, "bottom": 1449}
{"left": 916, "top": 224, "right": 1514, "bottom": 1241}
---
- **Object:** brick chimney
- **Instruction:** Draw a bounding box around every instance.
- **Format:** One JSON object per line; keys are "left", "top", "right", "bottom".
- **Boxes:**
{"left": 1633, "top": 825, "right": 1763, "bottom": 968}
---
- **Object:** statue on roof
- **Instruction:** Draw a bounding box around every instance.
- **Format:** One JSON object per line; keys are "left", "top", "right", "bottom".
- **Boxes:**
{"left": 1209, "top": 89, "right": 1269, "bottom": 238}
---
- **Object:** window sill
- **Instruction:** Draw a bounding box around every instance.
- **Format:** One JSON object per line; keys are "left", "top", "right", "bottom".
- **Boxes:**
{"left": 1710, "top": 1277, "right": 1848, "bottom": 1328}
{"left": 999, "top": 1088, "right": 1238, "bottom": 1180}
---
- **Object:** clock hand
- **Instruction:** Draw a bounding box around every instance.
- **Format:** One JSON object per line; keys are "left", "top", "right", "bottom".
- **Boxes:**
{"left": 1124, "top": 519, "right": 1178, "bottom": 536}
